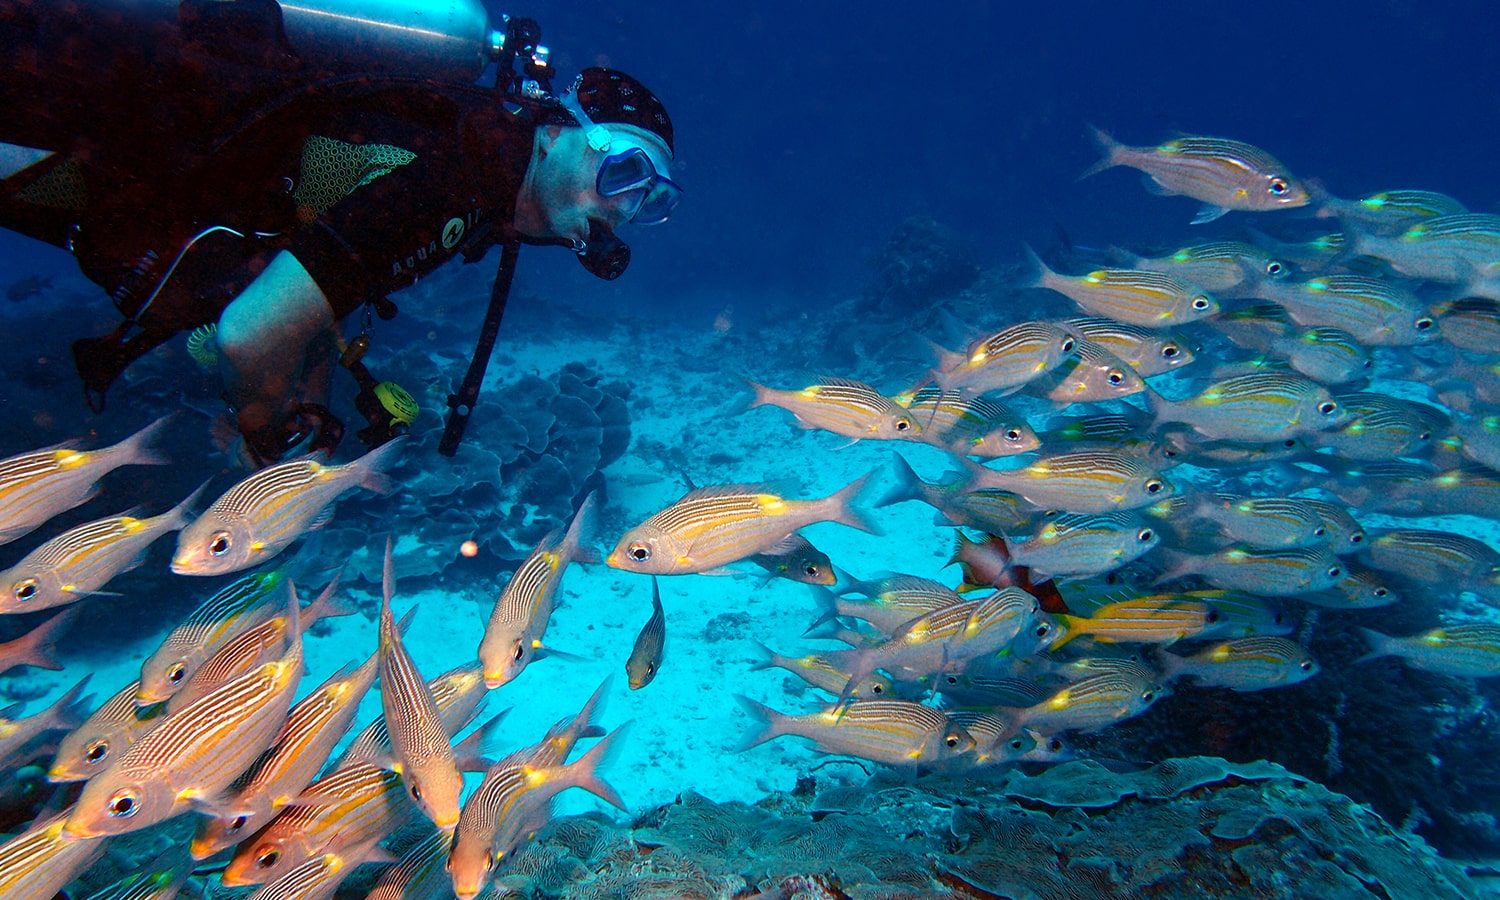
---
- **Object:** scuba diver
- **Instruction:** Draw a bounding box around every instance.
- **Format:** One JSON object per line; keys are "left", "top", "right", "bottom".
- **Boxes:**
{"left": 0, "top": 0, "right": 678, "bottom": 465}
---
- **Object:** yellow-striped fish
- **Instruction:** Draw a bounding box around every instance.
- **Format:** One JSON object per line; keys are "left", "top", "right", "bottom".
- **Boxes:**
{"left": 137, "top": 569, "right": 290, "bottom": 705}
{"left": 957, "top": 449, "right": 1173, "bottom": 514}
{"left": 49, "top": 678, "right": 166, "bottom": 783}
{"left": 189, "top": 646, "right": 380, "bottom": 859}
{"left": 607, "top": 474, "right": 879, "bottom": 575}
{"left": 1437, "top": 298, "right": 1500, "bottom": 355}
{"left": 479, "top": 492, "right": 597, "bottom": 688}
{"left": 744, "top": 377, "right": 920, "bottom": 441}
{"left": 64, "top": 590, "right": 303, "bottom": 838}
{"left": 1162, "top": 636, "right": 1318, "bottom": 691}
{"left": 1364, "top": 529, "right": 1500, "bottom": 593}
{"left": 0, "top": 810, "right": 109, "bottom": 900}
{"left": 927, "top": 320, "right": 1078, "bottom": 396}
{"left": 1442, "top": 413, "right": 1500, "bottom": 472}
{"left": 171, "top": 437, "right": 404, "bottom": 576}
{"left": 1314, "top": 393, "right": 1439, "bottom": 462}
{"left": 1061, "top": 316, "right": 1196, "bottom": 377}
{"left": 1024, "top": 335, "right": 1145, "bottom": 405}
{"left": 243, "top": 834, "right": 389, "bottom": 900}
{"left": 1022, "top": 670, "right": 1160, "bottom": 733}
{"left": 167, "top": 577, "right": 347, "bottom": 713}
{"left": 1052, "top": 596, "right": 1218, "bottom": 650}
{"left": 1252, "top": 274, "right": 1439, "bottom": 346}
{"left": 1155, "top": 545, "right": 1344, "bottom": 596}
{"left": 378, "top": 540, "right": 462, "bottom": 831}
{"left": 1123, "top": 241, "right": 1289, "bottom": 292}
{"left": 627, "top": 578, "right": 667, "bottom": 690}
{"left": 0, "top": 486, "right": 199, "bottom": 613}
{"left": 1346, "top": 213, "right": 1500, "bottom": 284}
{"left": 220, "top": 761, "right": 413, "bottom": 887}
{"left": 1314, "top": 187, "right": 1467, "bottom": 235}
{"left": 1357, "top": 624, "right": 1500, "bottom": 679}
{"left": 0, "top": 416, "right": 168, "bottom": 547}
{"left": 335, "top": 660, "right": 489, "bottom": 770}
{"left": 878, "top": 453, "right": 1034, "bottom": 535}
{"left": 1148, "top": 372, "right": 1344, "bottom": 443}
{"left": 1027, "top": 247, "right": 1219, "bottom": 327}
{"left": 449, "top": 717, "right": 625, "bottom": 899}
{"left": 1189, "top": 493, "right": 1329, "bottom": 549}
{"left": 895, "top": 387, "right": 1039, "bottom": 458}
{"left": 749, "top": 642, "right": 895, "bottom": 699}
{"left": 1004, "top": 512, "right": 1159, "bottom": 580}
{"left": 814, "top": 574, "right": 965, "bottom": 635}
{"left": 736, "top": 696, "right": 976, "bottom": 767}
{"left": 1081, "top": 128, "right": 1309, "bottom": 224}
{"left": 365, "top": 829, "right": 453, "bottom": 900}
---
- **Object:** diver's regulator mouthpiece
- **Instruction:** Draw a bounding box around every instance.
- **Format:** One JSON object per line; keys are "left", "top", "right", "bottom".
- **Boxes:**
{"left": 573, "top": 221, "right": 631, "bottom": 281}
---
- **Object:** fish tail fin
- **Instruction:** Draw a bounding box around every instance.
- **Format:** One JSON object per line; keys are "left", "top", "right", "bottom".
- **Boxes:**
{"left": 540, "top": 723, "right": 629, "bottom": 812}
{"left": 453, "top": 708, "right": 510, "bottom": 772}
{"left": 836, "top": 650, "right": 879, "bottom": 704}
{"left": 45, "top": 674, "right": 93, "bottom": 732}
{"left": 354, "top": 436, "right": 408, "bottom": 496}
{"left": 4, "top": 607, "right": 78, "bottom": 673}
{"left": 1149, "top": 548, "right": 1195, "bottom": 587}
{"left": 734, "top": 694, "right": 788, "bottom": 751}
{"left": 1020, "top": 243, "right": 1059, "bottom": 291}
{"left": 803, "top": 586, "right": 844, "bottom": 634}
{"left": 739, "top": 376, "right": 775, "bottom": 411}
{"left": 1078, "top": 125, "right": 1126, "bottom": 181}
{"left": 300, "top": 572, "right": 353, "bottom": 629}
{"left": 168, "top": 479, "right": 212, "bottom": 531}
{"left": 747, "top": 641, "right": 785, "bottom": 673}
{"left": 561, "top": 491, "right": 601, "bottom": 565}
{"left": 1353, "top": 627, "right": 1394, "bottom": 664}
{"left": 1142, "top": 384, "right": 1183, "bottom": 429}
{"left": 825, "top": 471, "right": 884, "bottom": 535}
{"left": 876, "top": 452, "right": 925, "bottom": 509}
{"left": 114, "top": 414, "right": 175, "bottom": 467}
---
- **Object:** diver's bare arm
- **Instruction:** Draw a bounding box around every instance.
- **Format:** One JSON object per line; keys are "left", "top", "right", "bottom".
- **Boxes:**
{"left": 216, "top": 250, "right": 334, "bottom": 440}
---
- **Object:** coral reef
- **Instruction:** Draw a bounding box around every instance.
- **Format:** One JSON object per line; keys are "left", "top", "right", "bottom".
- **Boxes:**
{"left": 867, "top": 216, "right": 980, "bottom": 311}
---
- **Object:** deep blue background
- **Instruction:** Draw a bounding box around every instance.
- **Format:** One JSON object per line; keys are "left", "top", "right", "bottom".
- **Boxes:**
{"left": 515, "top": 0, "right": 1500, "bottom": 320}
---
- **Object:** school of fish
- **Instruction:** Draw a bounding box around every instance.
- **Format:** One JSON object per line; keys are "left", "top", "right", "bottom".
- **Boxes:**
{"left": 0, "top": 126, "right": 1499, "bottom": 896}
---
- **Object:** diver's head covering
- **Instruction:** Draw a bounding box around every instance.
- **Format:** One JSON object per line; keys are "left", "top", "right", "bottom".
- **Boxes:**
{"left": 571, "top": 67, "right": 674, "bottom": 154}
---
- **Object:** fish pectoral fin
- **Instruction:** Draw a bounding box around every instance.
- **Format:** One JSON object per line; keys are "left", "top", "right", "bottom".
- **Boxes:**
{"left": 1191, "top": 204, "right": 1231, "bottom": 225}
{"left": 1141, "top": 175, "right": 1176, "bottom": 197}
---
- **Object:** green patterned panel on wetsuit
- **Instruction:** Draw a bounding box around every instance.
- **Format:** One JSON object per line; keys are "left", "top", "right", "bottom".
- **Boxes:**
{"left": 12, "top": 158, "right": 87, "bottom": 210}
{"left": 293, "top": 135, "right": 417, "bottom": 222}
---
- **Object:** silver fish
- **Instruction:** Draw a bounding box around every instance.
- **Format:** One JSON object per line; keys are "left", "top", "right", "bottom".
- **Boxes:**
{"left": 626, "top": 578, "right": 667, "bottom": 690}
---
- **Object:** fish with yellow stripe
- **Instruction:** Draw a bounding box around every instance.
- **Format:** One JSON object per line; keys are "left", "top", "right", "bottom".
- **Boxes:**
{"left": 743, "top": 377, "right": 921, "bottom": 441}
{"left": 926, "top": 320, "right": 1079, "bottom": 396}
{"left": 64, "top": 587, "right": 303, "bottom": 838}
{"left": 137, "top": 569, "right": 290, "bottom": 705}
{"left": 364, "top": 829, "right": 454, "bottom": 900}
{"left": 335, "top": 659, "right": 490, "bottom": 770}
{"left": 1313, "top": 186, "right": 1467, "bottom": 234}
{"left": 189, "top": 643, "right": 382, "bottom": 859}
{"left": 1247, "top": 274, "right": 1440, "bottom": 346}
{"left": 749, "top": 642, "right": 895, "bottom": 699}
{"left": 1160, "top": 637, "right": 1318, "bottom": 691}
{"left": 1155, "top": 544, "right": 1345, "bottom": 596}
{"left": 0, "top": 810, "right": 109, "bottom": 900}
{"left": 736, "top": 696, "right": 976, "bottom": 767}
{"left": 1051, "top": 595, "right": 1220, "bottom": 650}
{"left": 170, "top": 436, "right": 404, "bottom": 576}
{"left": 1021, "top": 669, "right": 1162, "bottom": 733}
{"left": 480, "top": 492, "right": 597, "bottom": 688}
{"left": 1345, "top": 213, "right": 1500, "bottom": 286}
{"left": 243, "top": 835, "right": 391, "bottom": 900}
{"left": 1120, "top": 241, "right": 1289, "bottom": 293}
{"left": 1080, "top": 127, "right": 1310, "bottom": 224}
{"left": 0, "top": 485, "right": 201, "bottom": 613}
{"left": 894, "top": 387, "right": 1039, "bottom": 458}
{"left": 607, "top": 474, "right": 879, "bottom": 575}
{"left": 955, "top": 449, "right": 1173, "bottom": 514}
{"left": 49, "top": 677, "right": 166, "bottom": 783}
{"left": 1147, "top": 372, "right": 1345, "bottom": 443}
{"left": 1357, "top": 624, "right": 1500, "bottom": 679}
{"left": 1060, "top": 316, "right": 1197, "bottom": 377}
{"left": 0, "top": 416, "right": 168, "bottom": 547}
{"left": 378, "top": 538, "right": 463, "bottom": 831}
{"left": 1026, "top": 246, "right": 1219, "bottom": 327}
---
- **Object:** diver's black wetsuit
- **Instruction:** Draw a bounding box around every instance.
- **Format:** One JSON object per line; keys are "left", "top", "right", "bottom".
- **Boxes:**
{"left": 0, "top": 2, "right": 535, "bottom": 400}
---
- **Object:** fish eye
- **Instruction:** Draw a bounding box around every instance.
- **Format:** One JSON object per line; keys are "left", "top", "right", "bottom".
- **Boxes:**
{"left": 1313, "top": 526, "right": 1326, "bottom": 536}
{"left": 871, "top": 682, "right": 885, "bottom": 694}
{"left": 1350, "top": 533, "right": 1365, "bottom": 544}
{"left": 1266, "top": 261, "right": 1285, "bottom": 276}
{"left": 894, "top": 418, "right": 912, "bottom": 432}
{"left": 944, "top": 674, "right": 959, "bottom": 686}
{"left": 1328, "top": 566, "right": 1342, "bottom": 578}
{"left": 1107, "top": 369, "right": 1126, "bottom": 386}
{"left": 1300, "top": 660, "right": 1314, "bottom": 672}
{"left": 1061, "top": 337, "right": 1076, "bottom": 353}
{"left": 1048, "top": 738, "right": 1064, "bottom": 752}
{"left": 230, "top": 815, "right": 248, "bottom": 832}
{"left": 485, "top": 855, "right": 496, "bottom": 872}
{"left": 1009, "top": 738, "right": 1025, "bottom": 750}
{"left": 1137, "top": 528, "right": 1154, "bottom": 542}
{"left": 1161, "top": 343, "right": 1180, "bottom": 359}
{"left": 945, "top": 735, "right": 961, "bottom": 748}
{"left": 107, "top": 789, "right": 140, "bottom": 818}
{"left": 1142, "top": 690, "right": 1157, "bottom": 703}
{"left": 1206, "top": 609, "right": 1222, "bottom": 624}
{"left": 12, "top": 579, "right": 37, "bottom": 603}
{"left": 410, "top": 782, "right": 423, "bottom": 802}
{"left": 85, "top": 739, "right": 110, "bottom": 763}
{"left": 1191, "top": 296, "right": 1211, "bottom": 311}
{"left": 627, "top": 542, "right": 651, "bottom": 562}
{"left": 1269, "top": 178, "right": 1289, "bottom": 196}
{"left": 803, "top": 563, "right": 821, "bottom": 577}
{"left": 1372, "top": 586, "right": 1388, "bottom": 597}
{"left": 513, "top": 643, "right": 525, "bottom": 662}
{"left": 1418, "top": 431, "right": 1431, "bottom": 441}
{"left": 645, "top": 663, "right": 655, "bottom": 675}
{"left": 1005, "top": 428, "right": 1023, "bottom": 442}
{"left": 167, "top": 662, "right": 187, "bottom": 684}
{"left": 1034, "top": 622, "right": 1052, "bottom": 638}
{"left": 1415, "top": 317, "right": 1434, "bottom": 331}
{"left": 208, "top": 531, "right": 233, "bottom": 557}
{"left": 1318, "top": 401, "right": 1338, "bottom": 416}
{"left": 255, "top": 848, "right": 281, "bottom": 869}
{"left": 1145, "top": 479, "right": 1165, "bottom": 494}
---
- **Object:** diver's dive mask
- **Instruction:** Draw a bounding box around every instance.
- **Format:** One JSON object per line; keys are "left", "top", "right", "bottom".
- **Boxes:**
{"left": 596, "top": 146, "right": 681, "bottom": 226}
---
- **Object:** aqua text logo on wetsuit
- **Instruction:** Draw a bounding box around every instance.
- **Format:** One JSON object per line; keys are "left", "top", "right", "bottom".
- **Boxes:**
{"left": 391, "top": 208, "right": 483, "bottom": 276}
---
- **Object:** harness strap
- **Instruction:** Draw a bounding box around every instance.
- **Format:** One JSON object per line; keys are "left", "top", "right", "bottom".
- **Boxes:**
{"left": 439, "top": 237, "right": 521, "bottom": 456}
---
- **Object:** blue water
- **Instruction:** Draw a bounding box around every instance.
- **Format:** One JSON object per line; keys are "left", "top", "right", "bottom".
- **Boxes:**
{"left": 3, "top": 2, "right": 1500, "bottom": 897}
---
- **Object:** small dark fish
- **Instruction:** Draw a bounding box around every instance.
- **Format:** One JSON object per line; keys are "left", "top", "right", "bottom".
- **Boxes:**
{"left": 748, "top": 534, "right": 836, "bottom": 586}
{"left": 627, "top": 579, "right": 667, "bottom": 690}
